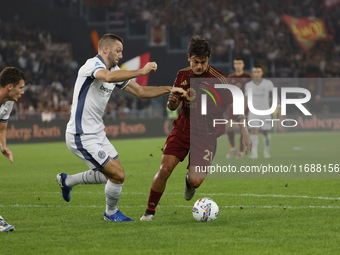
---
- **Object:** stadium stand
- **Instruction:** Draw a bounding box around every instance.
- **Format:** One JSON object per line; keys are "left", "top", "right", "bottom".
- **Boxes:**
{"left": 0, "top": 0, "right": 339, "bottom": 120}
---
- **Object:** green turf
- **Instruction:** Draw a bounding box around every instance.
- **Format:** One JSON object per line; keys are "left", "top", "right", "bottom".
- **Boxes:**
{"left": 1, "top": 132, "right": 340, "bottom": 254}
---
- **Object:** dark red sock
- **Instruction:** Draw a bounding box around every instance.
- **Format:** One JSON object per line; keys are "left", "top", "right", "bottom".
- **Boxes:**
{"left": 227, "top": 130, "right": 235, "bottom": 147}
{"left": 147, "top": 188, "right": 163, "bottom": 212}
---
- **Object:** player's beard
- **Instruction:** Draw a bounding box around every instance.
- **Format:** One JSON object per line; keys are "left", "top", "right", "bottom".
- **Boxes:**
{"left": 108, "top": 51, "right": 117, "bottom": 68}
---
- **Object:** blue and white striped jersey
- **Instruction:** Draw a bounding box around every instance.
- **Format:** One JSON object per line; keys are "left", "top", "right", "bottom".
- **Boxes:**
{"left": 66, "top": 54, "right": 130, "bottom": 134}
{"left": 0, "top": 101, "right": 14, "bottom": 123}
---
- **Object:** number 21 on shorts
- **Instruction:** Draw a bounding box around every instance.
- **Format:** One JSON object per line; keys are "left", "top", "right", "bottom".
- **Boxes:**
{"left": 203, "top": 149, "right": 214, "bottom": 163}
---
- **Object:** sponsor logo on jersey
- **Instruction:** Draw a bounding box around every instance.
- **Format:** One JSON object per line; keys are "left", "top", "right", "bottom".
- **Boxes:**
{"left": 95, "top": 62, "right": 101, "bottom": 66}
{"left": 185, "top": 88, "right": 197, "bottom": 101}
{"left": 100, "top": 85, "right": 113, "bottom": 94}
{"left": 98, "top": 150, "right": 106, "bottom": 159}
{"left": 180, "top": 80, "right": 187, "bottom": 86}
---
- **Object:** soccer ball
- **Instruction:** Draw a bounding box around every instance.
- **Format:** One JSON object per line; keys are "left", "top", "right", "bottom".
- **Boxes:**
{"left": 192, "top": 197, "right": 219, "bottom": 222}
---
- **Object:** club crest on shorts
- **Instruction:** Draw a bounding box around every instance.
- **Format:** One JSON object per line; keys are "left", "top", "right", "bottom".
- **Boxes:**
{"left": 98, "top": 150, "right": 106, "bottom": 159}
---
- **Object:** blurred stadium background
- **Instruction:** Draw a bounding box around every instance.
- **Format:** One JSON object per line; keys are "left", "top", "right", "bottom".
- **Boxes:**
{"left": 0, "top": 0, "right": 339, "bottom": 144}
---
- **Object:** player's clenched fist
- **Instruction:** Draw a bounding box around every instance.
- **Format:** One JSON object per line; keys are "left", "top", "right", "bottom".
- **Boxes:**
{"left": 168, "top": 93, "right": 181, "bottom": 103}
{"left": 140, "top": 62, "right": 157, "bottom": 76}
{"left": 170, "top": 87, "right": 187, "bottom": 97}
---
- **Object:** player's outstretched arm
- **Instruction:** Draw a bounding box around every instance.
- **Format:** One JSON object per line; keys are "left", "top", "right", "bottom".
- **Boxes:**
{"left": 96, "top": 62, "right": 158, "bottom": 83}
{"left": 124, "top": 80, "right": 186, "bottom": 99}
{"left": 0, "top": 122, "right": 13, "bottom": 163}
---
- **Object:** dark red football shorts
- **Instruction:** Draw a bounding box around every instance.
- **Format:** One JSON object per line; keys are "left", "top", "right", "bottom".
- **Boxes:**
{"left": 163, "top": 127, "right": 217, "bottom": 170}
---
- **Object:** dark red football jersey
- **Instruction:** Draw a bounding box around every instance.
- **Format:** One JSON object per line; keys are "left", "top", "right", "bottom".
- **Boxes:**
{"left": 228, "top": 72, "right": 252, "bottom": 92}
{"left": 172, "top": 65, "right": 233, "bottom": 138}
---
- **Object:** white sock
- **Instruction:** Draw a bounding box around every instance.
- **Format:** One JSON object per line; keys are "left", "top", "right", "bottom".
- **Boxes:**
{"left": 263, "top": 133, "right": 271, "bottom": 153}
{"left": 250, "top": 134, "right": 259, "bottom": 155}
{"left": 105, "top": 180, "right": 123, "bottom": 216}
{"left": 65, "top": 170, "right": 107, "bottom": 187}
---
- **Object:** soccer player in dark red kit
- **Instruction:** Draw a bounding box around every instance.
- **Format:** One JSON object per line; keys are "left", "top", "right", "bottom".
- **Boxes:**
{"left": 226, "top": 58, "right": 252, "bottom": 159}
{"left": 140, "top": 36, "right": 252, "bottom": 221}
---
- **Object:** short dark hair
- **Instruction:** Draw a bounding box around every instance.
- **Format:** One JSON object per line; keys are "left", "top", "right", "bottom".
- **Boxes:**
{"left": 98, "top": 33, "right": 123, "bottom": 51}
{"left": 0, "top": 67, "right": 26, "bottom": 88}
{"left": 188, "top": 35, "right": 211, "bottom": 58}
{"left": 234, "top": 57, "right": 244, "bottom": 61}
{"left": 253, "top": 64, "right": 263, "bottom": 70}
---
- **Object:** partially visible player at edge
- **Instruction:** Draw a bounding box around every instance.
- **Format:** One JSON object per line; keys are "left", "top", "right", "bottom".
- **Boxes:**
{"left": 0, "top": 67, "right": 25, "bottom": 232}
{"left": 55, "top": 33, "right": 186, "bottom": 222}
{"left": 226, "top": 58, "right": 252, "bottom": 159}
{"left": 140, "top": 36, "right": 252, "bottom": 221}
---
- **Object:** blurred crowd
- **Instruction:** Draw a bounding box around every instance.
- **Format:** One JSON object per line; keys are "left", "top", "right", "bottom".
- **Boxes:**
{"left": 0, "top": 22, "right": 154, "bottom": 121}
{"left": 1, "top": 0, "right": 339, "bottom": 121}
{"left": 123, "top": 0, "right": 340, "bottom": 77}
{"left": 0, "top": 22, "right": 77, "bottom": 120}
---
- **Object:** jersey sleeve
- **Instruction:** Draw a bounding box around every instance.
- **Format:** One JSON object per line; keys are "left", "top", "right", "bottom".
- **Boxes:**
{"left": 116, "top": 79, "right": 130, "bottom": 90}
{"left": 0, "top": 101, "right": 14, "bottom": 122}
{"left": 244, "top": 82, "right": 250, "bottom": 97}
{"left": 93, "top": 67, "right": 105, "bottom": 79}
{"left": 173, "top": 72, "right": 181, "bottom": 88}
{"left": 82, "top": 58, "right": 106, "bottom": 79}
{"left": 268, "top": 80, "right": 275, "bottom": 89}
{"left": 109, "top": 66, "right": 131, "bottom": 90}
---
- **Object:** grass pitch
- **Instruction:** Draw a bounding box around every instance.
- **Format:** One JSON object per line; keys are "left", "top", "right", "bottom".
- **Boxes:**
{"left": 1, "top": 131, "right": 340, "bottom": 254}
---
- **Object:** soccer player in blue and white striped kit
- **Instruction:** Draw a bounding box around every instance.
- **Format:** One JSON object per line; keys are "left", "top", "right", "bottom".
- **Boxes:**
{"left": 56, "top": 33, "right": 186, "bottom": 221}
{"left": 0, "top": 67, "right": 26, "bottom": 232}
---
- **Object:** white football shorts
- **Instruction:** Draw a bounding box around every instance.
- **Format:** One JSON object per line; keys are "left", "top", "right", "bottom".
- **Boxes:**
{"left": 66, "top": 131, "right": 118, "bottom": 171}
{"left": 247, "top": 112, "right": 273, "bottom": 131}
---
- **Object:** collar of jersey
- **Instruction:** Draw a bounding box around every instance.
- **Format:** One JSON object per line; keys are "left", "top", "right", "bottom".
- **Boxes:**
{"left": 254, "top": 78, "right": 263, "bottom": 85}
{"left": 96, "top": 54, "right": 108, "bottom": 70}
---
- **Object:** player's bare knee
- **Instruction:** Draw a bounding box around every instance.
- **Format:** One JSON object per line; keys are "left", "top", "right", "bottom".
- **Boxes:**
{"left": 115, "top": 168, "right": 125, "bottom": 183}
{"left": 103, "top": 166, "right": 125, "bottom": 183}
{"left": 158, "top": 164, "right": 174, "bottom": 179}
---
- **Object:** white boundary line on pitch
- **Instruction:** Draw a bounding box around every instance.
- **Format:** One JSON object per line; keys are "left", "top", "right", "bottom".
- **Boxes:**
{"left": 0, "top": 191, "right": 339, "bottom": 200}
{"left": 0, "top": 204, "right": 339, "bottom": 209}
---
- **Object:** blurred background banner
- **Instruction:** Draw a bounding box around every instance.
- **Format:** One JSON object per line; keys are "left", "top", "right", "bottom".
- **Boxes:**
{"left": 325, "top": 0, "right": 340, "bottom": 10}
{"left": 5, "top": 118, "right": 168, "bottom": 143}
{"left": 108, "top": 12, "right": 125, "bottom": 30}
{"left": 120, "top": 52, "right": 151, "bottom": 86}
{"left": 283, "top": 15, "right": 333, "bottom": 51}
{"left": 150, "top": 25, "right": 167, "bottom": 46}
{"left": 45, "top": 42, "right": 73, "bottom": 59}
